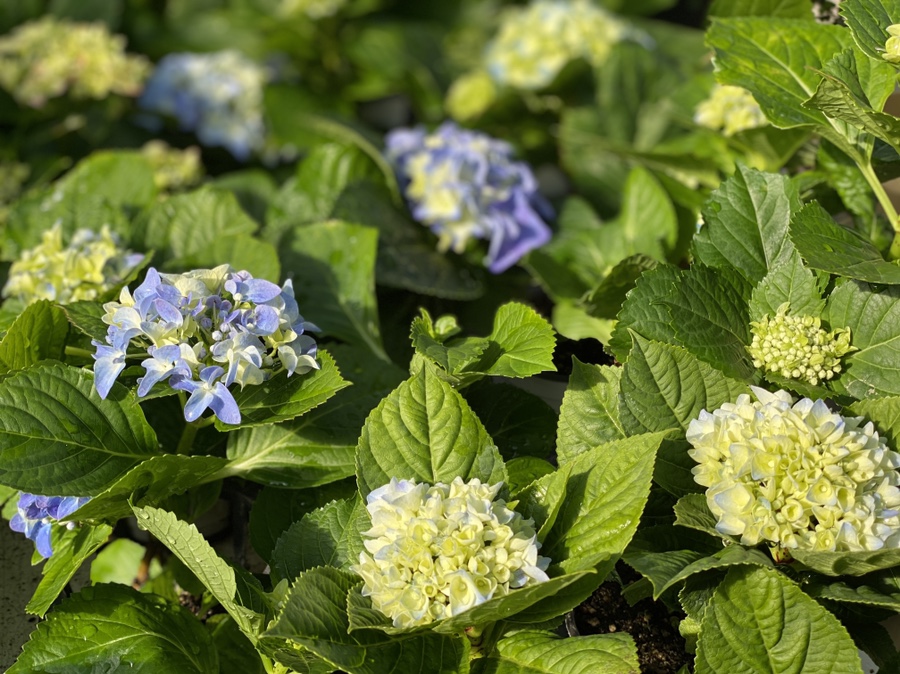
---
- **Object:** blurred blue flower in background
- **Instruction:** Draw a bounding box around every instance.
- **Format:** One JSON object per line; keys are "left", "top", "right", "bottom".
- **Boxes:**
{"left": 10, "top": 493, "right": 91, "bottom": 558}
{"left": 386, "top": 122, "right": 552, "bottom": 273}
{"left": 139, "top": 50, "right": 267, "bottom": 161}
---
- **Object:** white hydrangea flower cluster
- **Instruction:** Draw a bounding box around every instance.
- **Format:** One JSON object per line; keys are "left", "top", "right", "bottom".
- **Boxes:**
{"left": 748, "top": 303, "right": 854, "bottom": 386}
{"left": 352, "top": 477, "right": 551, "bottom": 628}
{"left": 3, "top": 223, "right": 144, "bottom": 306}
{"left": 0, "top": 17, "right": 149, "bottom": 108}
{"left": 688, "top": 388, "right": 900, "bottom": 556}
{"left": 694, "top": 84, "right": 768, "bottom": 136}
{"left": 484, "top": 0, "right": 628, "bottom": 90}
{"left": 883, "top": 24, "right": 900, "bottom": 63}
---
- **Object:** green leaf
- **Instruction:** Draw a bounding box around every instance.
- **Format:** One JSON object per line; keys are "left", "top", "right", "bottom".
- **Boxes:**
{"left": 280, "top": 220, "right": 386, "bottom": 360}
{"left": 792, "top": 547, "right": 900, "bottom": 575}
{"left": 623, "top": 526, "right": 720, "bottom": 598}
{"left": 62, "top": 455, "right": 228, "bottom": 523}
{"left": 463, "top": 381, "right": 557, "bottom": 460}
{"left": 356, "top": 367, "right": 506, "bottom": 496}
{"left": 674, "top": 494, "right": 730, "bottom": 541}
{"left": 648, "top": 545, "right": 774, "bottom": 600}
{"left": 505, "top": 457, "right": 555, "bottom": 493}
{"left": 271, "top": 496, "right": 367, "bottom": 579}
{"left": 26, "top": 523, "right": 113, "bottom": 616}
{"left": 133, "top": 505, "right": 265, "bottom": 637}
{"left": 849, "top": 395, "right": 900, "bottom": 446}
{"left": 826, "top": 280, "right": 900, "bottom": 397}
{"left": 556, "top": 360, "right": 626, "bottom": 465}
{"left": 60, "top": 300, "right": 108, "bottom": 341}
{"left": 263, "top": 566, "right": 469, "bottom": 674}
{"left": 0, "top": 300, "right": 67, "bottom": 374}
{"left": 581, "top": 254, "right": 658, "bottom": 320}
{"left": 708, "top": 0, "right": 815, "bottom": 18}
{"left": 199, "top": 233, "right": 281, "bottom": 280}
{"left": 0, "top": 363, "right": 159, "bottom": 495}
{"left": 619, "top": 335, "right": 749, "bottom": 435}
{"left": 609, "top": 265, "right": 754, "bottom": 380}
{"left": 692, "top": 165, "right": 801, "bottom": 285}
{"left": 410, "top": 308, "right": 489, "bottom": 375}
{"left": 806, "top": 48, "right": 900, "bottom": 153}
{"left": 655, "top": 438, "right": 706, "bottom": 498}
{"left": 9, "top": 585, "right": 217, "bottom": 674}
{"left": 90, "top": 538, "right": 146, "bottom": 585}
{"left": 216, "top": 350, "right": 350, "bottom": 430}
{"left": 471, "top": 630, "right": 639, "bottom": 674}
{"left": 706, "top": 18, "right": 853, "bottom": 130}
{"left": 516, "top": 464, "right": 572, "bottom": 543}
{"left": 748, "top": 250, "right": 827, "bottom": 321}
{"left": 54, "top": 151, "right": 157, "bottom": 212}
{"left": 806, "top": 575, "right": 900, "bottom": 610}
{"left": 208, "top": 615, "right": 266, "bottom": 674}
{"left": 211, "top": 169, "right": 277, "bottom": 225}
{"left": 841, "top": 0, "right": 900, "bottom": 62}
{"left": 543, "top": 432, "right": 666, "bottom": 574}
{"left": 249, "top": 483, "right": 356, "bottom": 563}
{"left": 695, "top": 566, "right": 864, "bottom": 674}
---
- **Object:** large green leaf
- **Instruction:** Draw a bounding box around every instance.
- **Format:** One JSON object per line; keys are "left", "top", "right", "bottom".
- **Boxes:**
{"left": 849, "top": 395, "right": 900, "bottom": 446}
{"left": 792, "top": 547, "right": 900, "bottom": 575}
{"left": 826, "top": 280, "right": 900, "bottom": 397}
{"left": 841, "top": 0, "right": 900, "bottom": 61}
{"left": 54, "top": 151, "right": 157, "bottom": 211}
{"left": 0, "top": 363, "right": 159, "bottom": 495}
{"left": 622, "top": 526, "right": 720, "bottom": 598}
{"left": 134, "top": 505, "right": 265, "bottom": 637}
{"left": 543, "top": 432, "right": 666, "bottom": 574}
{"left": 60, "top": 300, "right": 107, "bottom": 341}
{"left": 556, "top": 360, "right": 625, "bottom": 466}
{"left": 0, "top": 300, "right": 68, "bottom": 374}
{"left": 271, "top": 496, "right": 367, "bottom": 580}
{"left": 806, "top": 575, "right": 900, "bottom": 610}
{"left": 695, "top": 566, "right": 864, "bottom": 674}
{"left": 63, "top": 455, "right": 228, "bottom": 523}
{"left": 708, "top": 0, "right": 815, "bottom": 18}
{"left": 356, "top": 367, "right": 506, "bottom": 496}
{"left": 748, "top": 250, "right": 827, "bottom": 321}
{"left": 280, "top": 220, "right": 386, "bottom": 360}
{"left": 674, "top": 493, "right": 730, "bottom": 541}
{"left": 263, "top": 566, "right": 469, "bottom": 674}
{"left": 619, "top": 335, "right": 748, "bottom": 435}
{"left": 792, "top": 203, "right": 900, "bottom": 284}
{"left": 26, "top": 523, "right": 114, "bottom": 616}
{"left": 216, "top": 350, "right": 350, "bottom": 430}
{"left": 463, "top": 381, "right": 557, "bottom": 460}
{"left": 9, "top": 584, "right": 217, "bottom": 673}
{"left": 692, "top": 166, "right": 801, "bottom": 285}
{"left": 581, "top": 254, "right": 658, "bottom": 321}
{"left": 707, "top": 18, "right": 852, "bottom": 130}
{"left": 472, "top": 630, "right": 639, "bottom": 674}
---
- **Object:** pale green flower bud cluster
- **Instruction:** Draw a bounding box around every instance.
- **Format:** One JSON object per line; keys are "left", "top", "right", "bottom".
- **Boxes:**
{"left": 3, "top": 223, "right": 144, "bottom": 305}
{"left": 884, "top": 24, "right": 900, "bottom": 63}
{"left": 694, "top": 84, "right": 768, "bottom": 137}
{"left": 279, "top": 0, "right": 346, "bottom": 18}
{"left": 748, "top": 303, "right": 853, "bottom": 386}
{"left": 688, "top": 388, "right": 900, "bottom": 554}
{"left": 484, "top": 0, "right": 628, "bottom": 90}
{"left": 0, "top": 17, "right": 149, "bottom": 108}
{"left": 352, "top": 477, "right": 551, "bottom": 628}
{"left": 140, "top": 141, "right": 203, "bottom": 192}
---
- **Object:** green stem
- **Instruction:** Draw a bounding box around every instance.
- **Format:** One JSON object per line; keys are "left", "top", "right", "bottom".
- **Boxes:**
{"left": 175, "top": 420, "right": 199, "bottom": 456}
{"left": 859, "top": 162, "right": 900, "bottom": 258}
{"left": 64, "top": 346, "right": 94, "bottom": 359}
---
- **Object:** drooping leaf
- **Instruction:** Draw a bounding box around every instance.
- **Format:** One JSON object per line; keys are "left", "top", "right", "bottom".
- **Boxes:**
{"left": 695, "top": 566, "right": 864, "bottom": 674}
{"left": 556, "top": 359, "right": 626, "bottom": 465}
{"left": 0, "top": 363, "right": 159, "bottom": 495}
{"left": 356, "top": 367, "right": 506, "bottom": 496}
{"left": 0, "top": 300, "right": 68, "bottom": 374}
{"left": 622, "top": 525, "right": 721, "bottom": 599}
{"left": 9, "top": 584, "right": 217, "bottom": 674}
{"left": 619, "top": 335, "right": 748, "bottom": 435}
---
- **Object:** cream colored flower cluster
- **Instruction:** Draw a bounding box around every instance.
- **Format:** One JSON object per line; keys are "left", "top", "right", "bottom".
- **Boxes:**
{"left": 688, "top": 388, "right": 900, "bottom": 555}
{"left": 748, "top": 303, "right": 853, "bottom": 386}
{"left": 884, "top": 24, "right": 900, "bottom": 63}
{"left": 352, "top": 477, "right": 551, "bottom": 628}
{"left": 3, "top": 224, "right": 143, "bottom": 305}
{"left": 0, "top": 17, "right": 149, "bottom": 108}
{"left": 484, "top": 0, "right": 627, "bottom": 90}
{"left": 694, "top": 84, "right": 768, "bottom": 136}
{"left": 140, "top": 141, "right": 203, "bottom": 192}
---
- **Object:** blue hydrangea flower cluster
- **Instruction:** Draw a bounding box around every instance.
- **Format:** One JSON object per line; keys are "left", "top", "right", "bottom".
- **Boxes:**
{"left": 10, "top": 493, "right": 91, "bottom": 558}
{"left": 138, "top": 50, "right": 267, "bottom": 161}
{"left": 385, "top": 122, "right": 553, "bottom": 274}
{"left": 92, "top": 265, "right": 319, "bottom": 425}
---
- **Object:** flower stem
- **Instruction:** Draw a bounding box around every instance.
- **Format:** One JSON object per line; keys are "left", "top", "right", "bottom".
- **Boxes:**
{"left": 859, "top": 162, "right": 900, "bottom": 259}
{"left": 64, "top": 346, "right": 94, "bottom": 359}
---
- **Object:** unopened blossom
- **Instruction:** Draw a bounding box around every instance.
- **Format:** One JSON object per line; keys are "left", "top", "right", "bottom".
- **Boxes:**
{"left": 748, "top": 303, "right": 853, "bottom": 386}
{"left": 884, "top": 24, "right": 900, "bottom": 63}
{"left": 0, "top": 17, "right": 148, "bottom": 107}
{"left": 139, "top": 51, "right": 267, "bottom": 160}
{"left": 3, "top": 224, "right": 144, "bottom": 306}
{"left": 10, "top": 492, "right": 91, "bottom": 559}
{"left": 352, "top": 477, "right": 551, "bottom": 628}
{"left": 140, "top": 141, "right": 203, "bottom": 191}
{"left": 386, "top": 122, "right": 552, "bottom": 273}
{"left": 687, "top": 388, "right": 900, "bottom": 555}
{"left": 92, "top": 265, "right": 318, "bottom": 424}
{"left": 484, "top": 0, "right": 630, "bottom": 90}
{"left": 694, "top": 84, "right": 768, "bottom": 136}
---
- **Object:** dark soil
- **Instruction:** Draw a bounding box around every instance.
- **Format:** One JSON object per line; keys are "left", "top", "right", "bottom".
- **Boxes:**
{"left": 572, "top": 568, "right": 692, "bottom": 674}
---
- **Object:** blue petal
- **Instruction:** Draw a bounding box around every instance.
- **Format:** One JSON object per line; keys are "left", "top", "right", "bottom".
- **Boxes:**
{"left": 209, "top": 382, "right": 241, "bottom": 425}
{"left": 33, "top": 523, "right": 53, "bottom": 559}
{"left": 183, "top": 388, "right": 214, "bottom": 422}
